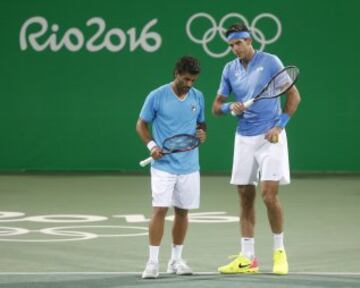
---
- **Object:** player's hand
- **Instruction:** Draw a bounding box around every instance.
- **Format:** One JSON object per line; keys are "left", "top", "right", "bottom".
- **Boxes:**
{"left": 265, "top": 127, "right": 282, "bottom": 144}
{"left": 150, "top": 146, "right": 163, "bottom": 159}
{"left": 196, "top": 129, "right": 206, "bottom": 143}
{"left": 230, "top": 102, "right": 246, "bottom": 115}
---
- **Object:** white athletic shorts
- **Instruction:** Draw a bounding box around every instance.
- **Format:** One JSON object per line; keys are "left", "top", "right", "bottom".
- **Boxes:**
{"left": 230, "top": 130, "right": 290, "bottom": 186}
{"left": 150, "top": 168, "right": 200, "bottom": 209}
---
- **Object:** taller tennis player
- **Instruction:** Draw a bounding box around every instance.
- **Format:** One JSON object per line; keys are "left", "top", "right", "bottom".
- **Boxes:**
{"left": 212, "top": 23, "right": 301, "bottom": 275}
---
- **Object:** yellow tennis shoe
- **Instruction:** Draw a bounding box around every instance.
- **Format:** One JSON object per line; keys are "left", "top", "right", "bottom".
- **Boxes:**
{"left": 218, "top": 253, "right": 259, "bottom": 274}
{"left": 273, "top": 249, "right": 288, "bottom": 275}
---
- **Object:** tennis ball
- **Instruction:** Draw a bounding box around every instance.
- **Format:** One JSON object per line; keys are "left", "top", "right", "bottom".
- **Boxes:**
{"left": 271, "top": 135, "right": 279, "bottom": 143}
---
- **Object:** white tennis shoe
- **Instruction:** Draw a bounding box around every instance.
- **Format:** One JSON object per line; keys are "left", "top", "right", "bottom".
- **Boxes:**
{"left": 142, "top": 261, "right": 159, "bottom": 279}
{"left": 167, "top": 259, "right": 193, "bottom": 275}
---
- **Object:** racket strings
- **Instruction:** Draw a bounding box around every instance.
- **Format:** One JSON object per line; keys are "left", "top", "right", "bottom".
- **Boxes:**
{"left": 261, "top": 67, "right": 299, "bottom": 99}
{"left": 163, "top": 135, "right": 199, "bottom": 152}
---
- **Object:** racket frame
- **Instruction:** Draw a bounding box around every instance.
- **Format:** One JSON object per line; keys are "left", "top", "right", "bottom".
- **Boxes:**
{"left": 231, "top": 65, "right": 300, "bottom": 115}
{"left": 139, "top": 134, "right": 200, "bottom": 167}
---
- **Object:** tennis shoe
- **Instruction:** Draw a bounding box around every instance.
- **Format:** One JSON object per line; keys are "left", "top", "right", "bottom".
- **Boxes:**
{"left": 273, "top": 249, "right": 288, "bottom": 275}
{"left": 218, "top": 253, "right": 259, "bottom": 274}
{"left": 167, "top": 259, "right": 193, "bottom": 275}
{"left": 142, "top": 261, "right": 159, "bottom": 279}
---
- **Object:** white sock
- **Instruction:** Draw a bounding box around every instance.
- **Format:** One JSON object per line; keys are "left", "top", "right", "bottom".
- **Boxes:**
{"left": 149, "top": 245, "right": 160, "bottom": 263}
{"left": 273, "top": 232, "right": 285, "bottom": 251}
{"left": 241, "top": 237, "right": 255, "bottom": 259}
{"left": 171, "top": 244, "right": 183, "bottom": 261}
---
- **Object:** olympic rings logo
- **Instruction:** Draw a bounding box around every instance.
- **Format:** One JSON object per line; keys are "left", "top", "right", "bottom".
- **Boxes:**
{"left": 186, "top": 13, "right": 282, "bottom": 58}
{"left": 0, "top": 211, "right": 238, "bottom": 242}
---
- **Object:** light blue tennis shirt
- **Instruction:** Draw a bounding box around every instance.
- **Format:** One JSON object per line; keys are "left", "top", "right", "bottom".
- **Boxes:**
{"left": 218, "top": 51, "right": 284, "bottom": 136}
{"left": 140, "top": 83, "right": 205, "bottom": 174}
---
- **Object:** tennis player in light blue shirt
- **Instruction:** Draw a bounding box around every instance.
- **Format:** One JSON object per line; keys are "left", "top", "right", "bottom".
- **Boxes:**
{"left": 136, "top": 56, "right": 206, "bottom": 279}
{"left": 212, "top": 23, "right": 301, "bottom": 276}
{"left": 140, "top": 83, "right": 205, "bottom": 174}
{"left": 218, "top": 50, "right": 284, "bottom": 136}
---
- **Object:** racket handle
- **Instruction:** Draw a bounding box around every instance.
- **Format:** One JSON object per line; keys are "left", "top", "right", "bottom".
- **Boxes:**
{"left": 139, "top": 156, "right": 153, "bottom": 167}
{"left": 243, "top": 98, "right": 254, "bottom": 108}
{"left": 231, "top": 99, "right": 255, "bottom": 116}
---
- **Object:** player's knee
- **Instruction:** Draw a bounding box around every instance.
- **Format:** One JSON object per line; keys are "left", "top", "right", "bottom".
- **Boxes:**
{"left": 237, "top": 185, "right": 255, "bottom": 194}
{"left": 238, "top": 185, "right": 256, "bottom": 206}
{"left": 261, "top": 190, "right": 277, "bottom": 206}
{"left": 174, "top": 207, "right": 188, "bottom": 218}
{"left": 153, "top": 207, "right": 168, "bottom": 218}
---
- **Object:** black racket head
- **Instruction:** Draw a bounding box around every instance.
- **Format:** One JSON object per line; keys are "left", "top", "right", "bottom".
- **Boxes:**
{"left": 257, "top": 65, "right": 300, "bottom": 100}
{"left": 162, "top": 134, "right": 200, "bottom": 153}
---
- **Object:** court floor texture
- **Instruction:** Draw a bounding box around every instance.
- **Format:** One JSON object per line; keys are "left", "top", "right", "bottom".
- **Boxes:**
{"left": 0, "top": 174, "right": 359, "bottom": 287}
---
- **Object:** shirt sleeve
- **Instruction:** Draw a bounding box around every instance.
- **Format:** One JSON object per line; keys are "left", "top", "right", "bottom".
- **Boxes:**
{"left": 217, "top": 64, "right": 232, "bottom": 97}
{"left": 269, "top": 55, "right": 285, "bottom": 76}
{"left": 139, "top": 91, "right": 157, "bottom": 123}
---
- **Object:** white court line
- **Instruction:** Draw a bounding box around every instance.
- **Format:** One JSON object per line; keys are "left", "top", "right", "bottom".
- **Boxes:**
{"left": 0, "top": 272, "right": 359, "bottom": 276}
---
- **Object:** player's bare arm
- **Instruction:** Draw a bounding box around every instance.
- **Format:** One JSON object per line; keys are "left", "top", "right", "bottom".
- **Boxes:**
{"left": 212, "top": 95, "right": 227, "bottom": 115}
{"left": 283, "top": 85, "right": 301, "bottom": 116}
{"left": 136, "top": 118, "right": 162, "bottom": 159}
{"left": 212, "top": 95, "right": 246, "bottom": 116}
{"left": 265, "top": 85, "right": 301, "bottom": 143}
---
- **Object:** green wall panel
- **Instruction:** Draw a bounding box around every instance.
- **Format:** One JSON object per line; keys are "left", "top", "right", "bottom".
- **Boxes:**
{"left": 0, "top": 0, "right": 358, "bottom": 172}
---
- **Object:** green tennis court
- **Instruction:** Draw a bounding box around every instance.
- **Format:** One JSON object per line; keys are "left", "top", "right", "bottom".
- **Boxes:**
{"left": 1, "top": 1, "right": 360, "bottom": 287}
{"left": 0, "top": 174, "right": 359, "bottom": 287}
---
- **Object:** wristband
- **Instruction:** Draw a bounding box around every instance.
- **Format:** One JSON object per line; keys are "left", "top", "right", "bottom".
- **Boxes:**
{"left": 220, "top": 102, "right": 233, "bottom": 114}
{"left": 276, "top": 113, "right": 290, "bottom": 128}
{"left": 146, "top": 140, "right": 157, "bottom": 151}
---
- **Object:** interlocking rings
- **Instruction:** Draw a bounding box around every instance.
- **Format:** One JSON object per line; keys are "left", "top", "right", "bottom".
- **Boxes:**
{"left": 186, "top": 12, "right": 282, "bottom": 58}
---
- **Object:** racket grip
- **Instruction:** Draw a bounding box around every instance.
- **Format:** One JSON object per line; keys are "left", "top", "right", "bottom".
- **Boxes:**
{"left": 231, "top": 99, "right": 255, "bottom": 116}
{"left": 243, "top": 98, "right": 254, "bottom": 108}
{"left": 139, "top": 156, "right": 153, "bottom": 167}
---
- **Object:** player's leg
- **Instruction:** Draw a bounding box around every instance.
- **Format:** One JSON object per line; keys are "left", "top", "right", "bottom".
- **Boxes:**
{"left": 261, "top": 180, "right": 283, "bottom": 233}
{"left": 167, "top": 170, "right": 200, "bottom": 275}
{"left": 142, "top": 168, "right": 176, "bottom": 279}
{"left": 259, "top": 130, "right": 290, "bottom": 274}
{"left": 172, "top": 206, "right": 188, "bottom": 246}
{"left": 149, "top": 207, "right": 169, "bottom": 245}
{"left": 238, "top": 184, "right": 256, "bottom": 259}
{"left": 167, "top": 207, "right": 192, "bottom": 274}
{"left": 218, "top": 185, "right": 259, "bottom": 273}
{"left": 261, "top": 180, "right": 288, "bottom": 274}
{"left": 141, "top": 207, "right": 168, "bottom": 278}
{"left": 218, "top": 134, "right": 260, "bottom": 273}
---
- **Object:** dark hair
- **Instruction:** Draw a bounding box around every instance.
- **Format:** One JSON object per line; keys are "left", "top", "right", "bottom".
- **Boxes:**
{"left": 225, "top": 23, "right": 250, "bottom": 38}
{"left": 174, "top": 56, "right": 201, "bottom": 75}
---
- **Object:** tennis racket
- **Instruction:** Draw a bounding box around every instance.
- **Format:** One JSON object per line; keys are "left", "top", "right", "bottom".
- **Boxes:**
{"left": 139, "top": 134, "right": 200, "bottom": 167}
{"left": 231, "top": 65, "right": 300, "bottom": 116}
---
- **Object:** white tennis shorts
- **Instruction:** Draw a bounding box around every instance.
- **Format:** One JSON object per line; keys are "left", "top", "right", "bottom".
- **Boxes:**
{"left": 150, "top": 168, "right": 200, "bottom": 209}
{"left": 230, "top": 130, "right": 290, "bottom": 186}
